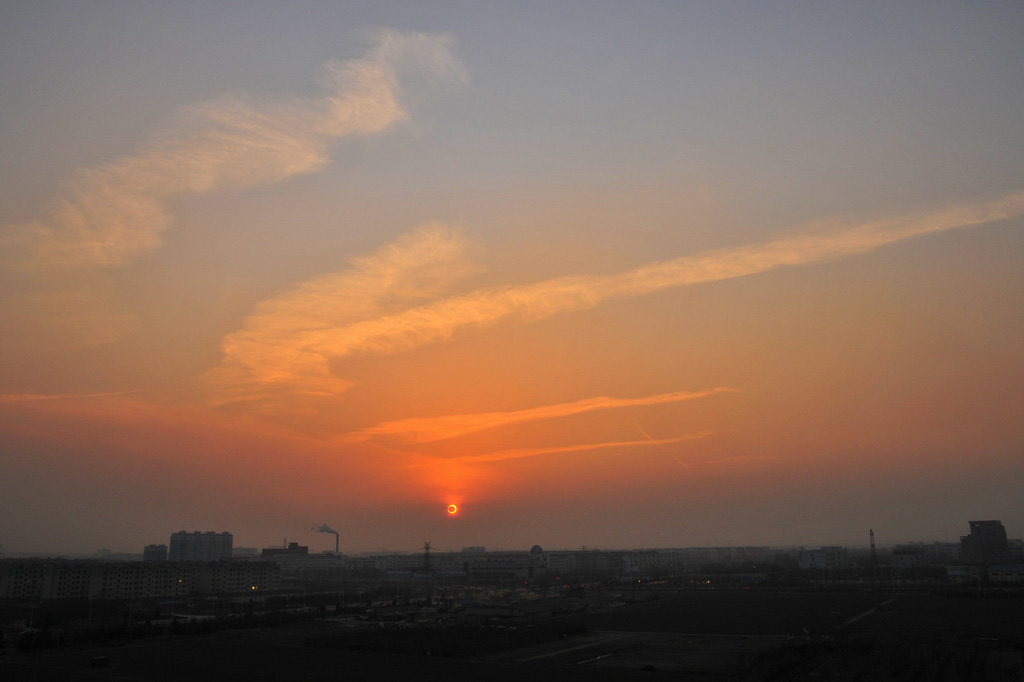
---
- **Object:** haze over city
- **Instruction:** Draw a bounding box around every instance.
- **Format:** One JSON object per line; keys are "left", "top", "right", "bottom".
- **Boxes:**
{"left": 1, "top": 2, "right": 1022, "bottom": 556}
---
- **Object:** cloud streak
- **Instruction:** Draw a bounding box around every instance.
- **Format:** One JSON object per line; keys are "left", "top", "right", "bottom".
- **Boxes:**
{"left": 0, "top": 391, "right": 135, "bottom": 404}
{"left": 210, "top": 192, "right": 1024, "bottom": 402}
{"left": 316, "top": 192, "right": 1024, "bottom": 355}
{"left": 204, "top": 222, "right": 481, "bottom": 404}
{"left": 344, "top": 388, "right": 733, "bottom": 443}
{"left": 453, "top": 431, "right": 714, "bottom": 464}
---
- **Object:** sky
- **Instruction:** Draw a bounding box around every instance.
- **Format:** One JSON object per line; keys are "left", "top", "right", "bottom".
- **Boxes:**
{"left": 1, "top": 1, "right": 1023, "bottom": 556}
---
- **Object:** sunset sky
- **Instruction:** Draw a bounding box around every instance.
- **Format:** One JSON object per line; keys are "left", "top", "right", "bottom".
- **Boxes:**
{"left": 2, "top": 2, "right": 1023, "bottom": 555}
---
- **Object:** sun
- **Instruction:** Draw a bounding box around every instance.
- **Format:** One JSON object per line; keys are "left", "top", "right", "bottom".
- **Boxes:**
{"left": 447, "top": 504, "right": 458, "bottom": 515}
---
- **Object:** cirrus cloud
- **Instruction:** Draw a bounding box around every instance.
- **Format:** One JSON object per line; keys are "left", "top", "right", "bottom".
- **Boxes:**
{"left": 0, "top": 30, "right": 466, "bottom": 347}
{"left": 7, "top": 29, "right": 465, "bottom": 271}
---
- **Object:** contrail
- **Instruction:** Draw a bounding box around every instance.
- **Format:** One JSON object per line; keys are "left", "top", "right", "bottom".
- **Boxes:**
{"left": 635, "top": 421, "right": 692, "bottom": 470}
{"left": 452, "top": 431, "right": 714, "bottom": 464}
{"left": 344, "top": 388, "right": 734, "bottom": 443}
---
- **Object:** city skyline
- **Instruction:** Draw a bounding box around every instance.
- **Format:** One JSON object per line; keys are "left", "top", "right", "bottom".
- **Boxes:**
{"left": 11, "top": 521, "right": 1017, "bottom": 560}
{"left": 2, "top": 2, "right": 1023, "bottom": 555}
{"left": 7, "top": 517, "right": 1020, "bottom": 561}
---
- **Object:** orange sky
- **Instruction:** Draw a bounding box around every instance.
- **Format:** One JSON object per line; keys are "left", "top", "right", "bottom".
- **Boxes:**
{"left": 2, "top": 6, "right": 1023, "bottom": 554}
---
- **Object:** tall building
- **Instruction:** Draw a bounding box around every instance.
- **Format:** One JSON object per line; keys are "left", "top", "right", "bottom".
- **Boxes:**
{"left": 168, "top": 531, "right": 233, "bottom": 562}
{"left": 960, "top": 520, "right": 1010, "bottom": 566}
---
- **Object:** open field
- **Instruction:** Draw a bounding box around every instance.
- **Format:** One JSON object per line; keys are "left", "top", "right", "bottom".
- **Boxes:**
{"left": 3, "top": 591, "right": 1022, "bottom": 680}
{"left": 559, "top": 591, "right": 1024, "bottom": 677}
{"left": 568, "top": 591, "right": 886, "bottom": 636}
{"left": 0, "top": 625, "right": 640, "bottom": 682}
{"left": 844, "top": 593, "right": 1024, "bottom": 639}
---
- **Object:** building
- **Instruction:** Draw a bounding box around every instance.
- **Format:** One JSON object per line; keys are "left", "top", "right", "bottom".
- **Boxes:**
{"left": 143, "top": 544, "right": 167, "bottom": 562}
{"left": 960, "top": 520, "right": 1010, "bottom": 566}
{"left": 168, "top": 531, "right": 233, "bottom": 562}
{"left": 892, "top": 544, "right": 928, "bottom": 570}
{"left": 0, "top": 559, "right": 279, "bottom": 600}
{"left": 260, "top": 542, "right": 308, "bottom": 559}
{"left": 988, "top": 565, "right": 1024, "bottom": 584}
{"left": 620, "top": 549, "right": 678, "bottom": 575}
{"left": 464, "top": 552, "right": 533, "bottom": 584}
{"left": 0, "top": 560, "right": 96, "bottom": 600}
{"left": 203, "top": 561, "right": 279, "bottom": 594}
{"left": 675, "top": 546, "right": 773, "bottom": 565}
{"left": 928, "top": 542, "right": 961, "bottom": 565}
{"left": 798, "top": 546, "right": 846, "bottom": 571}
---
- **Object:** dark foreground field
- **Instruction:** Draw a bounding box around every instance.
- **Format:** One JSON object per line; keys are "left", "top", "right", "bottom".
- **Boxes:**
{"left": 3, "top": 591, "right": 1022, "bottom": 681}
{"left": 568, "top": 591, "right": 885, "bottom": 635}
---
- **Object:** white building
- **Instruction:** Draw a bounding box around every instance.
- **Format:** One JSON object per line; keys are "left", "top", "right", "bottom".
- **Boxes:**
{"left": 798, "top": 546, "right": 846, "bottom": 571}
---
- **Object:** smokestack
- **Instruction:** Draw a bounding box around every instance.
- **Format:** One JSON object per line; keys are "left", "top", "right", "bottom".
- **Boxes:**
{"left": 314, "top": 524, "right": 340, "bottom": 553}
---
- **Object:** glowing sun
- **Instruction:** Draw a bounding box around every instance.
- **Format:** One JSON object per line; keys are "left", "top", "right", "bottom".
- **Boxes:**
{"left": 447, "top": 504, "right": 458, "bottom": 515}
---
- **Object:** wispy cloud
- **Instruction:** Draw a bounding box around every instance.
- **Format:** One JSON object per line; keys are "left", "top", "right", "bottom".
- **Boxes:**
{"left": 3, "top": 30, "right": 465, "bottom": 272}
{"left": 343, "top": 388, "right": 734, "bottom": 443}
{"left": 309, "top": 192, "right": 1024, "bottom": 355}
{"left": 454, "top": 431, "right": 714, "bottom": 464}
{"left": 0, "top": 391, "right": 134, "bottom": 404}
{"left": 209, "top": 192, "right": 1024, "bottom": 402}
{"left": 0, "top": 30, "right": 465, "bottom": 348}
{"left": 204, "top": 221, "right": 481, "bottom": 404}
